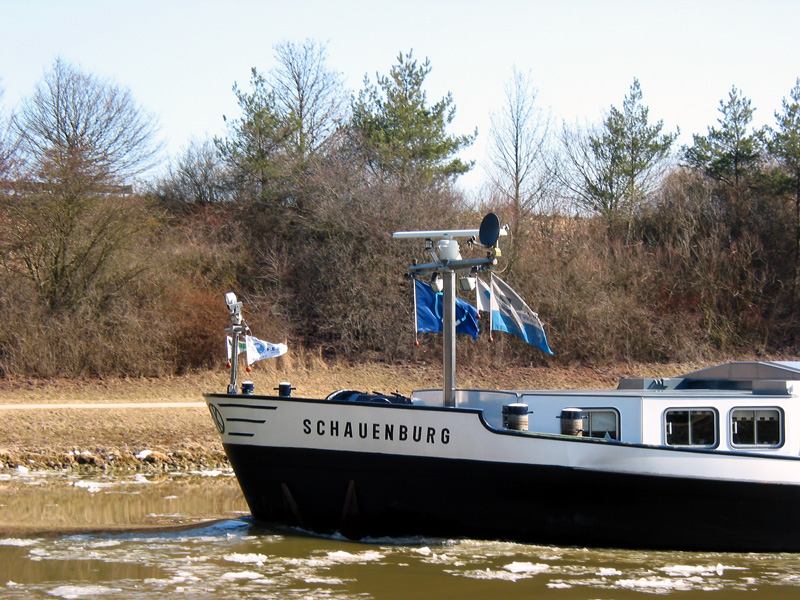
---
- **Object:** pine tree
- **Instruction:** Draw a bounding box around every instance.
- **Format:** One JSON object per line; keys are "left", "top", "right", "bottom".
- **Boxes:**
{"left": 351, "top": 50, "right": 475, "bottom": 186}
{"left": 683, "top": 85, "right": 763, "bottom": 189}
{"left": 562, "top": 78, "right": 676, "bottom": 239}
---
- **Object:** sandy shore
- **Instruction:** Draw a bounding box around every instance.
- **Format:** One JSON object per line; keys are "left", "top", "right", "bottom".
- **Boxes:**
{"left": 0, "top": 402, "right": 226, "bottom": 472}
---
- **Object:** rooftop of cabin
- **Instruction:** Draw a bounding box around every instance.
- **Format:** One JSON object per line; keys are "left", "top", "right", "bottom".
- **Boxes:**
{"left": 617, "top": 361, "right": 800, "bottom": 393}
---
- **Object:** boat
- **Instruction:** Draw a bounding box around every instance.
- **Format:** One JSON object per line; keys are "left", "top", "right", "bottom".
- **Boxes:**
{"left": 205, "top": 214, "right": 800, "bottom": 552}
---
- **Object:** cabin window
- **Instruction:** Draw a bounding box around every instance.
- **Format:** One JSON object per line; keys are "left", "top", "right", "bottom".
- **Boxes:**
{"left": 581, "top": 409, "right": 619, "bottom": 440}
{"left": 731, "top": 408, "right": 783, "bottom": 447}
{"left": 664, "top": 409, "right": 717, "bottom": 447}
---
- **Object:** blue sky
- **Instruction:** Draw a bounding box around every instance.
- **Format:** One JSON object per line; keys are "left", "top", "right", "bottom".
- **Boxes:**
{"left": 2, "top": 0, "right": 798, "bottom": 192}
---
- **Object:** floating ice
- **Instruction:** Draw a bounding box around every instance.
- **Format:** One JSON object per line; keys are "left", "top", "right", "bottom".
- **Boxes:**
{"left": 0, "top": 538, "right": 40, "bottom": 547}
{"left": 72, "top": 480, "right": 113, "bottom": 494}
{"left": 188, "top": 469, "right": 226, "bottom": 477}
{"left": 224, "top": 552, "right": 269, "bottom": 565}
{"left": 617, "top": 576, "right": 694, "bottom": 592}
{"left": 503, "top": 562, "right": 550, "bottom": 574}
{"left": 306, "top": 576, "right": 346, "bottom": 584}
{"left": 660, "top": 564, "right": 725, "bottom": 577}
{"left": 47, "top": 584, "right": 122, "bottom": 598}
{"left": 326, "top": 550, "right": 385, "bottom": 563}
{"left": 87, "top": 540, "right": 121, "bottom": 549}
{"left": 220, "top": 571, "right": 265, "bottom": 581}
{"left": 456, "top": 568, "right": 525, "bottom": 581}
{"left": 171, "top": 570, "right": 201, "bottom": 583}
{"left": 547, "top": 582, "right": 572, "bottom": 589}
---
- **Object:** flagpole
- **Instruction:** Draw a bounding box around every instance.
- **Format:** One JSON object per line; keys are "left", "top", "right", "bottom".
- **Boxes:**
{"left": 412, "top": 280, "right": 419, "bottom": 346}
{"left": 225, "top": 294, "right": 248, "bottom": 395}
{"left": 489, "top": 272, "right": 494, "bottom": 340}
{"left": 228, "top": 328, "right": 245, "bottom": 394}
{"left": 442, "top": 270, "right": 456, "bottom": 407}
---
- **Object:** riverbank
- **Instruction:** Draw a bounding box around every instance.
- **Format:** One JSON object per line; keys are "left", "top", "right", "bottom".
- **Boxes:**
{"left": 0, "top": 360, "right": 712, "bottom": 473}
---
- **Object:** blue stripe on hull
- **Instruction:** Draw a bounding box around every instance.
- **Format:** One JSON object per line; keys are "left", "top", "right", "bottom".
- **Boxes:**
{"left": 223, "top": 443, "right": 800, "bottom": 552}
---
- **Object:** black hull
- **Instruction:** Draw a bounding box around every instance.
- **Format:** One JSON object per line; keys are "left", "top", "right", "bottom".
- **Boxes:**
{"left": 224, "top": 442, "right": 800, "bottom": 552}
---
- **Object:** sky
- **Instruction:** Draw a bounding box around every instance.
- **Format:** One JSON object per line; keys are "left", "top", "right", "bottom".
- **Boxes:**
{"left": 2, "top": 0, "right": 799, "bottom": 193}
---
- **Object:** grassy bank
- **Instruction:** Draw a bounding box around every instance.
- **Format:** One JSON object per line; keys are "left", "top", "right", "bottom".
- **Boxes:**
{"left": 0, "top": 360, "right": 714, "bottom": 473}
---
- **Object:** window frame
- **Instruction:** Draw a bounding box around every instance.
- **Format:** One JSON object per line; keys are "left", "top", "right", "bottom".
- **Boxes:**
{"left": 663, "top": 407, "right": 719, "bottom": 448}
{"left": 579, "top": 407, "right": 621, "bottom": 441}
{"left": 729, "top": 406, "right": 784, "bottom": 449}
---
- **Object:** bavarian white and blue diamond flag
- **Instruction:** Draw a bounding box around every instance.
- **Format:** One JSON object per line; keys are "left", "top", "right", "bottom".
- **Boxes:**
{"left": 477, "top": 273, "right": 553, "bottom": 354}
{"left": 245, "top": 335, "right": 288, "bottom": 365}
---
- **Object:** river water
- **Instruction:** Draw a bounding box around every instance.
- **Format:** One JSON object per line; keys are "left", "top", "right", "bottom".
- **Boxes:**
{"left": 2, "top": 469, "right": 800, "bottom": 599}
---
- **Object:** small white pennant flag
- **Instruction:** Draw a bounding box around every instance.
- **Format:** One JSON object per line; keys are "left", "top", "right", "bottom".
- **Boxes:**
{"left": 245, "top": 335, "right": 288, "bottom": 365}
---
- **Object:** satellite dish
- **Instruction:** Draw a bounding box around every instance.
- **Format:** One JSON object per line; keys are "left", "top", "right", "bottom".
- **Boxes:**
{"left": 478, "top": 212, "right": 501, "bottom": 247}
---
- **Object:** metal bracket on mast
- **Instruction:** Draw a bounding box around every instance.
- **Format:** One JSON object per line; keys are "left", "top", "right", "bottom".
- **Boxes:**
{"left": 393, "top": 213, "right": 506, "bottom": 407}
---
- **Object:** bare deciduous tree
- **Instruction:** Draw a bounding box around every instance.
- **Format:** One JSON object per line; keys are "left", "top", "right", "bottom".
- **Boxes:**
{"left": 13, "top": 57, "right": 163, "bottom": 182}
{"left": 487, "top": 67, "right": 552, "bottom": 269}
{"left": 0, "top": 82, "right": 20, "bottom": 184}
{"left": 554, "top": 120, "right": 612, "bottom": 216}
{"left": 217, "top": 39, "right": 345, "bottom": 200}
{"left": 1, "top": 59, "right": 163, "bottom": 313}
{"left": 270, "top": 38, "right": 346, "bottom": 161}
{"left": 155, "top": 138, "right": 231, "bottom": 208}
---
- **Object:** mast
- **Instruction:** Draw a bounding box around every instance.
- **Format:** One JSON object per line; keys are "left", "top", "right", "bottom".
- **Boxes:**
{"left": 394, "top": 213, "right": 505, "bottom": 407}
{"left": 442, "top": 270, "right": 457, "bottom": 405}
{"left": 224, "top": 292, "right": 249, "bottom": 395}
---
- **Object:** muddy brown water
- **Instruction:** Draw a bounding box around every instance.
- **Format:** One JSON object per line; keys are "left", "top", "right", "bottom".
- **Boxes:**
{"left": 2, "top": 469, "right": 800, "bottom": 599}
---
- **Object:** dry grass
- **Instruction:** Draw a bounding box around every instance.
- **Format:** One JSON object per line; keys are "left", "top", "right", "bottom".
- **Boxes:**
{"left": 0, "top": 359, "right": 716, "bottom": 404}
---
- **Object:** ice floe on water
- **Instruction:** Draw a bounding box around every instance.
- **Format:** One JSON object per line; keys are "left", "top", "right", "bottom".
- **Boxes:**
{"left": 86, "top": 540, "right": 121, "bottom": 549}
{"left": 71, "top": 479, "right": 114, "bottom": 493}
{"left": 504, "top": 561, "right": 551, "bottom": 574}
{"left": 219, "top": 570, "right": 267, "bottom": 581}
{"left": 187, "top": 468, "right": 231, "bottom": 477}
{"left": 325, "top": 550, "right": 385, "bottom": 563}
{"left": 0, "top": 538, "right": 40, "bottom": 547}
{"left": 617, "top": 575, "right": 701, "bottom": 592}
{"left": 224, "top": 552, "right": 269, "bottom": 565}
{"left": 47, "top": 584, "right": 123, "bottom": 598}
{"left": 659, "top": 563, "right": 732, "bottom": 576}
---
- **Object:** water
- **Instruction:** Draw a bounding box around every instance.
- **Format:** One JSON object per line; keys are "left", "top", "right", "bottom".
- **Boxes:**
{"left": 2, "top": 471, "right": 800, "bottom": 599}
